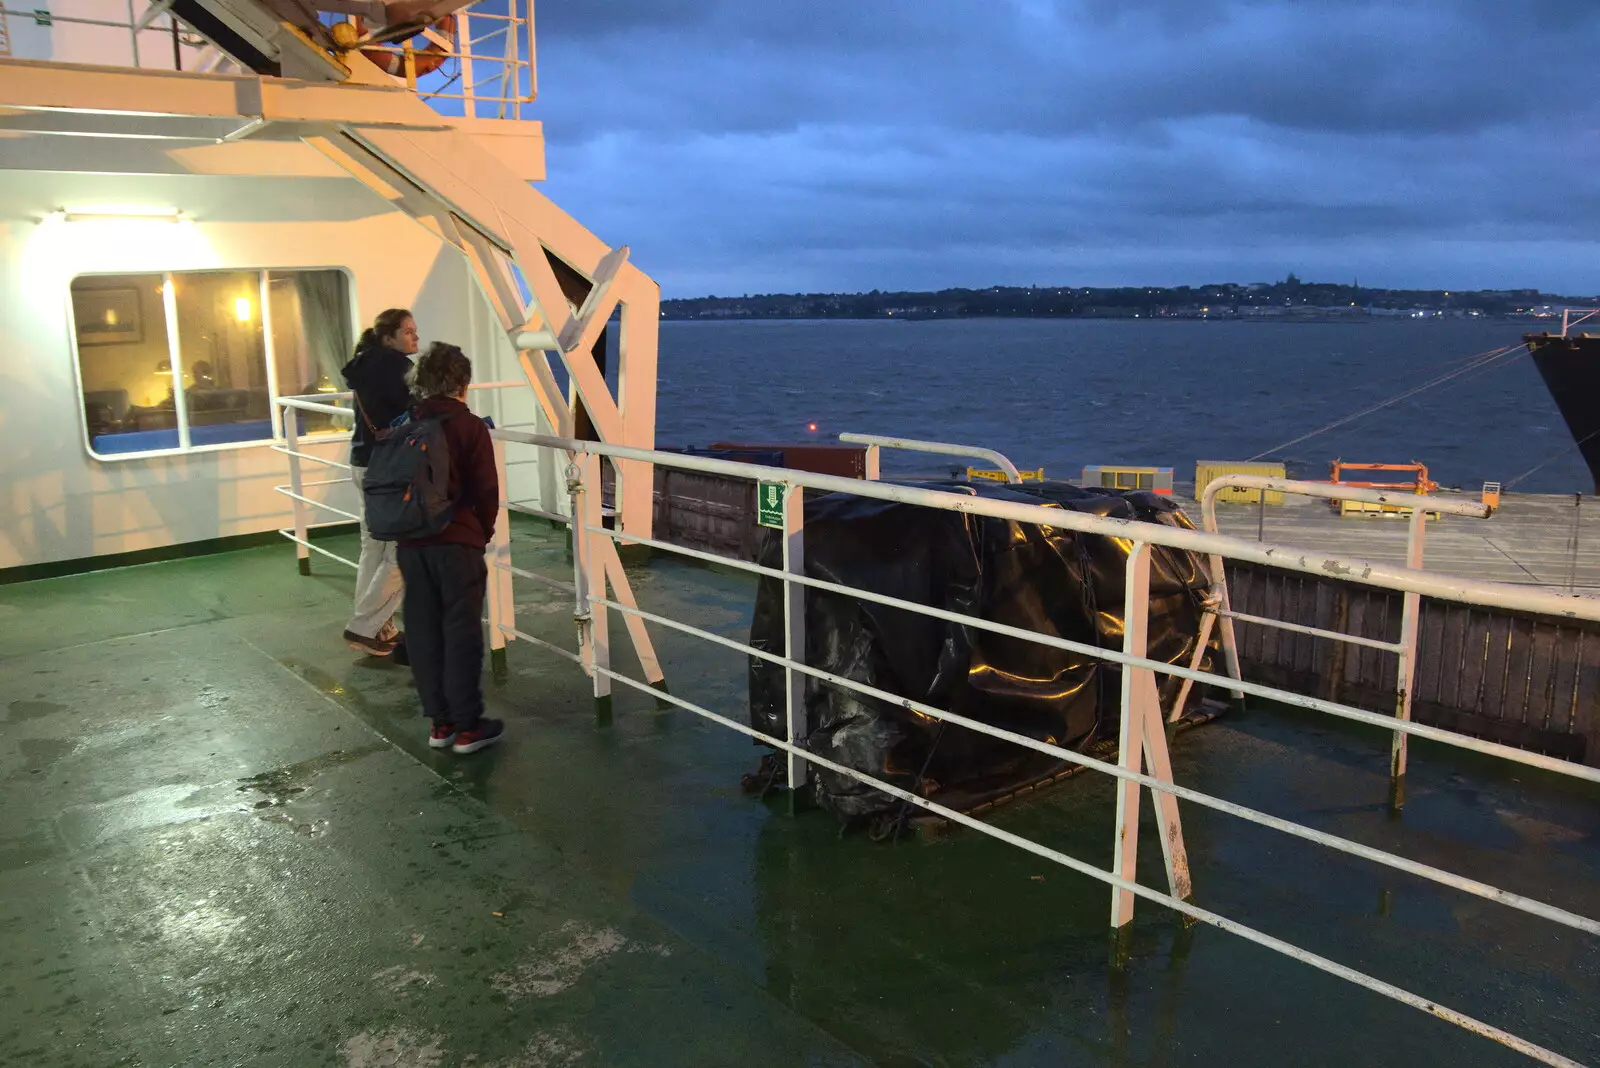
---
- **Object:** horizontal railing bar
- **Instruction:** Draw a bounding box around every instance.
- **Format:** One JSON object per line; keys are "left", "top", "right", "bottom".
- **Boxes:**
{"left": 492, "top": 428, "right": 1600, "bottom": 622}
{"left": 1201, "top": 474, "right": 1491, "bottom": 519}
{"left": 295, "top": 477, "right": 351, "bottom": 489}
{"left": 501, "top": 624, "right": 583, "bottom": 666}
{"left": 276, "top": 382, "right": 524, "bottom": 422}
{"left": 276, "top": 399, "right": 354, "bottom": 418}
{"left": 1216, "top": 609, "right": 1405, "bottom": 652}
{"left": 0, "top": 5, "right": 181, "bottom": 29}
{"left": 586, "top": 524, "right": 1600, "bottom": 786}
{"left": 419, "top": 94, "right": 537, "bottom": 105}
{"left": 592, "top": 593, "right": 1600, "bottom": 938}
{"left": 275, "top": 488, "right": 359, "bottom": 523}
{"left": 490, "top": 560, "right": 575, "bottom": 594}
{"left": 277, "top": 381, "right": 525, "bottom": 408}
{"left": 839, "top": 431, "right": 1022, "bottom": 483}
{"left": 277, "top": 530, "right": 357, "bottom": 570}
{"left": 590, "top": 659, "right": 1581, "bottom": 1068}
{"left": 271, "top": 445, "right": 352, "bottom": 470}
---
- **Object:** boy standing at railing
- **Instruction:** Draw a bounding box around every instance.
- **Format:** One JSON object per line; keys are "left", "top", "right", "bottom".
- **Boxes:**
{"left": 394, "top": 343, "right": 506, "bottom": 754}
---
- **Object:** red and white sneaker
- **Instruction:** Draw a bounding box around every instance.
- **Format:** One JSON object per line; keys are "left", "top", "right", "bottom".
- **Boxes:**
{"left": 428, "top": 724, "right": 458, "bottom": 749}
{"left": 451, "top": 719, "right": 505, "bottom": 754}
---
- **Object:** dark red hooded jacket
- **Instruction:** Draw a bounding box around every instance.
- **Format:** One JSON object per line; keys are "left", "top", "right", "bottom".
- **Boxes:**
{"left": 398, "top": 396, "right": 499, "bottom": 551}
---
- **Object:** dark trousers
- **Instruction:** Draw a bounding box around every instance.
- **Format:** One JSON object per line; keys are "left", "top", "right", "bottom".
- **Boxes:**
{"left": 397, "top": 544, "right": 487, "bottom": 728}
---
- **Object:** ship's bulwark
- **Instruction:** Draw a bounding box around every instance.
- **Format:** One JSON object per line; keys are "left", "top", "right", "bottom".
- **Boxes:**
{"left": 1528, "top": 333, "right": 1600, "bottom": 495}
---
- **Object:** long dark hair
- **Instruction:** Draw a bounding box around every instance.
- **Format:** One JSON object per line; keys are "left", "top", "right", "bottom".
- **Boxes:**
{"left": 356, "top": 307, "right": 413, "bottom": 353}
{"left": 410, "top": 342, "right": 473, "bottom": 399}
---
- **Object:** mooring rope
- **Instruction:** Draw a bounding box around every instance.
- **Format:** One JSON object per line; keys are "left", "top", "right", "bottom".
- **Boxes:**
{"left": 1504, "top": 425, "right": 1600, "bottom": 490}
{"left": 1246, "top": 343, "right": 1529, "bottom": 462}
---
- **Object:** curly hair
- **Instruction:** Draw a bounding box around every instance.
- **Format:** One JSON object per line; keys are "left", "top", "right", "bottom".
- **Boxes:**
{"left": 410, "top": 341, "right": 473, "bottom": 399}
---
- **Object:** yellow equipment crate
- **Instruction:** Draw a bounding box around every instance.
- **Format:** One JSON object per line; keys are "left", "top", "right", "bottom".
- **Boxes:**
{"left": 1195, "top": 461, "right": 1287, "bottom": 504}
{"left": 967, "top": 466, "right": 1045, "bottom": 482}
{"left": 1081, "top": 465, "right": 1174, "bottom": 494}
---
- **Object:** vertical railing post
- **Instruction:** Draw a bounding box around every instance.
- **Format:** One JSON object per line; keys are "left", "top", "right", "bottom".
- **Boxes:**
{"left": 1390, "top": 505, "right": 1427, "bottom": 812}
{"left": 1205, "top": 551, "right": 1248, "bottom": 702}
{"left": 1111, "top": 539, "right": 1192, "bottom": 957}
{"left": 781, "top": 482, "right": 808, "bottom": 810}
{"left": 284, "top": 403, "right": 311, "bottom": 576}
{"left": 863, "top": 443, "right": 881, "bottom": 480}
{"left": 1569, "top": 494, "right": 1581, "bottom": 594}
{"left": 582, "top": 451, "right": 611, "bottom": 725}
{"left": 486, "top": 435, "right": 515, "bottom": 682}
{"left": 1110, "top": 542, "right": 1152, "bottom": 953}
{"left": 567, "top": 456, "right": 593, "bottom": 676}
{"left": 456, "top": 9, "right": 475, "bottom": 118}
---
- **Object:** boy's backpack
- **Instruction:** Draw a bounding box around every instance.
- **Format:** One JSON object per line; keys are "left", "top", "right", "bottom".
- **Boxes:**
{"left": 362, "top": 410, "right": 458, "bottom": 541}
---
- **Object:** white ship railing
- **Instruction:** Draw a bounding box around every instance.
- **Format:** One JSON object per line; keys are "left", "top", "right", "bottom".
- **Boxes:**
{"left": 839, "top": 431, "right": 1023, "bottom": 482}
{"left": 270, "top": 409, "right": 1600, "bottom": 1065}
{"left": 272, "top": 382, "right": 545, "bottom": 670}
{"left": 1193, "top": 473, "right": 1493, "bottom": 810}
{"left": 1561, "top": 309, "right": 1600, "bottom": 336}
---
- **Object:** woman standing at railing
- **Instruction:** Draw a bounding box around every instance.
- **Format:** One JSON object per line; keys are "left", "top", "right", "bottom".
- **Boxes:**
{"left": 341, "top": 307, "right": 419, "bottom": 657}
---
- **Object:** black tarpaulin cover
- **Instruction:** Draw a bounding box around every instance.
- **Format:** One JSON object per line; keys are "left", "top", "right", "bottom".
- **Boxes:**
{"left": 747, "top": 481, "right": 1215, "bottom": 825}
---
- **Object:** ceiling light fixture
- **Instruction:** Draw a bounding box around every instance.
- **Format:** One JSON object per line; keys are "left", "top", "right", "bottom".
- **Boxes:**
{"left": 58, "top": 207, "right": 187, "bottom": 224}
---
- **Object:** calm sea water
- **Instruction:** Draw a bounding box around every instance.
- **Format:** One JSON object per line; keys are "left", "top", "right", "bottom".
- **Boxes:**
{"left": 652, "top": 318, "right": 1584, "bottom": 494}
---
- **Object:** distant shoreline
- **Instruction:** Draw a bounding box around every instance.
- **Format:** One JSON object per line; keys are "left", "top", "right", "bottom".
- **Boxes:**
{"left": 659, "top": 313, "right": 1545, "bottom": 325}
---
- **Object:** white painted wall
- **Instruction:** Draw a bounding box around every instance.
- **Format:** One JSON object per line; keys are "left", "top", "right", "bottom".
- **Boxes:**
{"left": 0, "top": 168, "right": 551, "bottom": 570}
{"left": 6, "top": 0, "right": 186, "bottom": 69}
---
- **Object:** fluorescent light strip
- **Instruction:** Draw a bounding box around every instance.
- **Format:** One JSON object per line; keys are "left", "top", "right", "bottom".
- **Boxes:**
{"left": 59, "top": 208, "right": 186, "bottom": 223}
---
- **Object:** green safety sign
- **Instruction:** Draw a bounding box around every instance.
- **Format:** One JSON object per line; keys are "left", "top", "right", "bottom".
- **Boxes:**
{"left": 756, "top": 482, "right": 786, "bottom": 528}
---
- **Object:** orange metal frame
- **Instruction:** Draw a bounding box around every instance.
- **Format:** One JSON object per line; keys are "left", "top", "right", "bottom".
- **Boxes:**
{"left": 1327, "top": 460, "right": 1438, "bottom": 495}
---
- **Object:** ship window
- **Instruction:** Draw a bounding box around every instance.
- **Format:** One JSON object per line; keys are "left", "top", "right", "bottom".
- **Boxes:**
{"left": 71, "top": 269, "right": 353, "bottom": 459}
{"left": 268, "top": 271, "right": 354, "bottom": 438}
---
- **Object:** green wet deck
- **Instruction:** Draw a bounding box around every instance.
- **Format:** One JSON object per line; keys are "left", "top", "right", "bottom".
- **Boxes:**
{"left": 2, "top": 521, "right": 1599, "bottom": 1067}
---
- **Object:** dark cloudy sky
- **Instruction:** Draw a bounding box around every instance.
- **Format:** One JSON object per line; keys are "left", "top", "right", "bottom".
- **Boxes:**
{"left": 530, "top": 1, "right": 1600, "bottom": 298}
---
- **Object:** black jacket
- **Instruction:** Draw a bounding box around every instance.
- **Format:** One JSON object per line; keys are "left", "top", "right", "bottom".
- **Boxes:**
{"left": 398, "top": 396, "right": 499, "bottom": 551}
{"left": 342, "top": 343, "right": 412, "bottom": 467}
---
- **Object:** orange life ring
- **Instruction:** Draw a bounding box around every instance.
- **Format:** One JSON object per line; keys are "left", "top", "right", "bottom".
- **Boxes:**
{"left": 353, "top": 15, "right": 455, "bottom": 78}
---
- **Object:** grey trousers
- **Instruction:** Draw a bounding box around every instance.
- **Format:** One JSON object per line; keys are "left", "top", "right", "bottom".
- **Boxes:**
{"left": 346, "top": 463, "right": 404, "bottom": 638}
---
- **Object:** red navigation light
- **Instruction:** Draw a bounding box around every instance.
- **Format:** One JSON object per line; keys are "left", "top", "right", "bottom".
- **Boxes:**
{"left": 807, "top": 422, "right": 818, "bottom": 432}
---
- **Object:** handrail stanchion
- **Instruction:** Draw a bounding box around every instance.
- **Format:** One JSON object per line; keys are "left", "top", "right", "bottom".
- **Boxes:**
{"left": 863, "top": 443, "right": 881, "bottom": 480}
{"left": 1210, "top": 556, "right": 1248, "bottom": 702}
{"left": 284, "top": 408, "right": 312, "bottom": 575}
{"left": 579, "top": 453, "right": 612, "bottom": 725}
{"left": 487, "top": 435, "right": 516, "bottom": 682}
{"left": 566, "top": 457, "right": 593, "bottom": 674}
{"left": 1390, "top": 505, "right": 1427, "bottom": 811}
{"left": 782, "top": 481, "right": 809, "bottom": 808}
{"left": 1116, "top": 543, "right": 1201, "bottom": 963}
{"left": 1110, "top": 542, "right": 1152, "bottom": 955}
